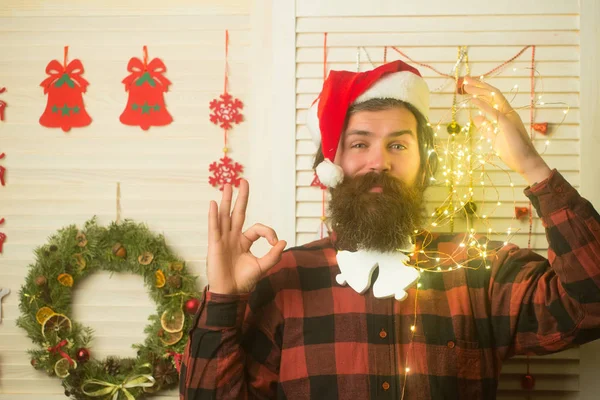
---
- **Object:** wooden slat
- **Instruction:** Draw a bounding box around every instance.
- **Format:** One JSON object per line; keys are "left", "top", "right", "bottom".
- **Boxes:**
{"left": 296, "top": 0, "right": 579, "bottom": 17}
{"left": 0, "top": 15, "right": 250, "bottom": 31}
{"left": 0, "top": 43, "right": 250, "bottom": 62}
{"left": 297, "top": 15, "right": 579, "bottom": 33}
{"left": 0, "top": 30, "right": 251, "bottom": 47}
{"left": 0, "top": 0, "right": 249, "bottom": 17}
{"left": 297, "top": 32, "right": 579, "bottom": 47}
{"left": 297, "top": 46, "right": 580, "bottom": 63}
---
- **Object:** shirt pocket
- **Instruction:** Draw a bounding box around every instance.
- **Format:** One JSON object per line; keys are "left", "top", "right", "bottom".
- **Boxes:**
{"left": 412, "top": 334, "right": 484, "bottom": 381}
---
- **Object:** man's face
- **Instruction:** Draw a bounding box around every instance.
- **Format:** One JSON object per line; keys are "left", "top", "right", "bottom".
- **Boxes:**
{"left": 327, "top": 106, "right": 426, "bottom": 253}
{"left": 335, "top": 107, "right": 422, "bottom": 186}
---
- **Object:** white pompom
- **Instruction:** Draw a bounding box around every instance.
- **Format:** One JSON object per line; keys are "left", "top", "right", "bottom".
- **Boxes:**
{"left": 316, "top": 159, "right": 344, "bottom": 188}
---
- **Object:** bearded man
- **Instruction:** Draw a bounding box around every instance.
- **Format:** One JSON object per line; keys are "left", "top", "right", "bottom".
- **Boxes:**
{"left": 180, "top": 61, "right": 600, "bottom": 399}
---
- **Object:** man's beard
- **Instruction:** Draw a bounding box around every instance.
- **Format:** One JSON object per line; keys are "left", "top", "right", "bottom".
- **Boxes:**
{"left": 328, "top": 172, "right": 425, "bottom": 253}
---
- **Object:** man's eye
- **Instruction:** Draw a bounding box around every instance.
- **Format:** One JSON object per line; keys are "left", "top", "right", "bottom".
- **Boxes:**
{"left": 390, "top": 144, "right": 406, "bottom": 150}
{"left": 351, "top": 143, "right": 366, "bottom": 149}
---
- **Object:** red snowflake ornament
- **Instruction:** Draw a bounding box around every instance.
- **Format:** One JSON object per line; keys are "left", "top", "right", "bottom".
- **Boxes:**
{"left": 209, "top": 156, "right": 244, "bottom": 190}
{"left": 209, "top": 93, "right": 243, "bottom": 130}
{"left": 311, "top": 173, "right": 327, "bottom": 190}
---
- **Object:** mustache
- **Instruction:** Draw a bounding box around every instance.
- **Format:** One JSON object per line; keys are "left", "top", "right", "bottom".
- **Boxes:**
{"left": 340, "top": 172, "right": 406, "bottom": 194}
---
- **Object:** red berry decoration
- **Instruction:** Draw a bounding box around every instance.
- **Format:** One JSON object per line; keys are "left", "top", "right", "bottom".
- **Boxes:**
{"left": 185, "top": 298, "right": 200, "bottom": 315}
{"left": 76, "top": 347, "right": 90, "bottom": 363}
{"left": 521, "top": 374, "right": 535, "bottom": 390}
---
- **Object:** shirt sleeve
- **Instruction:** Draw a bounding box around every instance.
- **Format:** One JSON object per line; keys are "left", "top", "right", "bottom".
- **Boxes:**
{"left": 489, "top": 169, "right": 600, "bottom": 359}
{"left": 179, "top": 284, "right": 281, "bottom": 400}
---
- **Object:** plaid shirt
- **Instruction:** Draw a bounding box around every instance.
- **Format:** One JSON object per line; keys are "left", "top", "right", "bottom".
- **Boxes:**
{"left": 180, "top": 169, "right": 600, "bottom": 399}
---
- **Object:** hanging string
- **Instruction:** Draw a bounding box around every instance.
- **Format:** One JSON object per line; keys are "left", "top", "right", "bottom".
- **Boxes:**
{"left": 320, "top": 32, "right": 328, "bottom": 239}
{"left": 224, "top": 30, "right": 230, "bottom": 95}
{"left": 323, "top": 32, "right": 328, "bottom": 80}
{"left": 143, "top": 45, "right": 148, "bottom": 69}
{"left": 383, "top": 46, "right": 388, "bottom": 64}
{"left": 527, "top": 45, "right": 536, "bottom": 250}
{"left": 360, "top": 47, "right": 376, "bottom": 68}
{"left": 391, "top": 45, "right": 532, "bottom": 79}
{"left": 116, "top": 182, "right": 122, "bottom": 224}
{"left": 224, "top": 30, "right": 230, "bottom": 151}
{"left": 525, "top": 46, "right": 537, "bottom": 395}
{"left": 63, "top": 46, "right": 68, "bottom": 69}
{"left": 356, "top": 47, "right": 361, "bottom": 72}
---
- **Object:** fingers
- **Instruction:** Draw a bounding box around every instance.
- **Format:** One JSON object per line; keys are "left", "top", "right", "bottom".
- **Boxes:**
{"left": 470, "top": 97, "right": 502, "bottom": 124}
{"left": 257, "top": 240, "right": 287, "bottom": 273}
{"left": 219, "top": 184, "right": 233, "bottom": 233}
{"left": 463, "top": 76, "right": 511, "bottom": 114}
{"left": 231, "top": 179, "right": 249, "bottom": 233}
{"left": 241, "top": 223, "right": 279, "bottom": 248}
{"left": 208, "top": 200, "right": 221, "bottom": 242}
{"left": 471, "top": 115, "right": 495, "bottom": 141}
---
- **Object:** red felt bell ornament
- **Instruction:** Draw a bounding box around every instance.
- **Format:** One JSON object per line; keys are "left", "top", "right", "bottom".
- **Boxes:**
{"left": 119, "top": 46, "right": 173, "bottom": 131}
{"left": 39, "top": 46, "right": 92, "bottom": 132}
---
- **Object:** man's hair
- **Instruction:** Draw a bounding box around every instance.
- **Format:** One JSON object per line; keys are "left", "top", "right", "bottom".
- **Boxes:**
{"left": 312, "top": 98, "right": 439, "bottom": 189}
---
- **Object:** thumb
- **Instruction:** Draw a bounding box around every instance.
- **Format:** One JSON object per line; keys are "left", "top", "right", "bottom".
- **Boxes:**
{"left": 257, "top": 240, "right": 287, "bottom": 273}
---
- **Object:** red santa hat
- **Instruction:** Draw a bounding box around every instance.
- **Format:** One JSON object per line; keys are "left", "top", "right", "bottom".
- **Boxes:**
{"left": 306, "top": 60, "right": 430, "bottom": 187}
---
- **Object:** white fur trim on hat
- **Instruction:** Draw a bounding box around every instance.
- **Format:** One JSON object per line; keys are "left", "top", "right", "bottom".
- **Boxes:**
{"left": 353, "top": 70, "right": 430, "bottom": 118}
{"left": 316, "top": 159, "right": 344, "bottom": 188}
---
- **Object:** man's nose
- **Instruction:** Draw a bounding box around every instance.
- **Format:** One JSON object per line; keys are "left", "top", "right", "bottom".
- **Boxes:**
{"left": 368, "top": 146, "right": 391, "bottom": 172}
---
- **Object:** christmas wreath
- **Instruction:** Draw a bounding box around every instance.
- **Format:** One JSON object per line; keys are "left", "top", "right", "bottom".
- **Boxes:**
{"left": 17, "top": 217, "right": 202, "bottom": 399}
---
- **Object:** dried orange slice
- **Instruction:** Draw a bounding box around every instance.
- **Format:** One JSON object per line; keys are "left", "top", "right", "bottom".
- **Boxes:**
{"left": 155, "top": 270, "right": 166, "bottom": 288}
{"left": 169, "top": 261, "right": 183, "bottom": 272}
{"left": 54, "top": 357, "right": 77, "bottom": 378}
{"left": 42, "top": 313, "right": 72, "bottom": 338}
{"left": 57, "top": 273, "right": 74, "bottom": 287}
{"left": 35, "top": 307, "right": 55, "bottom": 324}
{"left": 160, "top": 309, "right": 185, "bottom": 333}
{"left": 138, "top": 252, "right": 154, "bottom": 265}
{"left": 159, "top": 330, "right": 183, "bottom": 346}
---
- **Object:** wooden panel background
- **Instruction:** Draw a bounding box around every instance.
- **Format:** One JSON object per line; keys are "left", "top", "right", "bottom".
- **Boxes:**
{"left": 293, "top": 1, "right": 583, "bottom": 399}
{"left": 0, "top": 0, "right": 254, "bottom": 398}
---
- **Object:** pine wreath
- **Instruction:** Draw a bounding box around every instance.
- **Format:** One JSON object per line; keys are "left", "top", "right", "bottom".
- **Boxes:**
{"left": 16, "top": 217, "right": 202, "bottom": 399}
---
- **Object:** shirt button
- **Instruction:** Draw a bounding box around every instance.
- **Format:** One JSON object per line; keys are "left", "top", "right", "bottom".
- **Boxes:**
{"left": 379, "top": 329, "right": 388, "bottom": 339}
{"left": 382, "top": 381, "right": 390, "bottom": 391}
{"left": 447, "top": 340, "right": 456, "bottom": 349}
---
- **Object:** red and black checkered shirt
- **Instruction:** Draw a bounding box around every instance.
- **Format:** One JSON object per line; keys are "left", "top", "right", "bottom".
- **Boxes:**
{"left": 180, "top": 169, "right": 600, "bottom": 399}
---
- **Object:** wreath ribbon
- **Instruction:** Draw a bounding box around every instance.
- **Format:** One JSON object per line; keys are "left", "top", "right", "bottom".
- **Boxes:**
{"left": 81, "top": 363, "right": 156, "bottom": 400}
{"left": 47, "top": 339, "right": 74, "bottom": 366}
